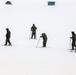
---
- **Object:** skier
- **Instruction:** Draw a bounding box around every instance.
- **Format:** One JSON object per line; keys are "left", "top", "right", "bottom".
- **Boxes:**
{"left": 70, "top": 31, "right": 76, "bottom": 50}
{"left": 31, "top": 24, "right": 37, "bottom": 39}
{"left": 4, "top": 28, "right": 12, "bottom": 46}
{"left": 40, "top": 33, "right": 47, "bottom": 47}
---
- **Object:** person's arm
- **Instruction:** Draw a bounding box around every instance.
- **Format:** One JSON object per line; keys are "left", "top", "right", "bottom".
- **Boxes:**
{"left": 35, "top": 26, "right": 37, "bottom": 30}
{"left": 70, "top": 37, "right": 72, "bottom": 39}
{"left": 31, "top": 27, "right": 32, "bottom": 31}
{"left": 40, "top": 35, "right": 43, "bottom": 38}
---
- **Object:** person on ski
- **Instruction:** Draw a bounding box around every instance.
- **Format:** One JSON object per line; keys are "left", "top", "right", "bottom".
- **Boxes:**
{"left": 31, "top": 24, "right": 37, "bottom": 39}
{"left": 70, "top": 31, "right": 76, "bottom": 50}
{"left": 40, "top": 33, "right": 47, "bottom": 47}
{"left": 4, "top": 28, "right": 12, "bottom": 46}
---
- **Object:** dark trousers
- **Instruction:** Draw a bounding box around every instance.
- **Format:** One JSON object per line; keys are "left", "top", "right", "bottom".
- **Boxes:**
{"left": 31, "top": 32, "right": 36, "bottom": 39}
{"left": 72, "top": 41, "right": 76, "bottom": 49}
{"left": 43, "top": 40, "right": 47, "bottom": 47}
{"left": 5, "top": 38, "right": 11, "bottom": 45}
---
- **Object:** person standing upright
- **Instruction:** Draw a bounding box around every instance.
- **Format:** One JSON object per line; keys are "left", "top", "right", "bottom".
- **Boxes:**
{"left": 70, "top": 31, "right": 76, "bottom": 50}
{"left": 31, "top": 24, "right": 37, "bottom": 39}
{"left": 4, "top": 28, "right": 12, "bottom": 46}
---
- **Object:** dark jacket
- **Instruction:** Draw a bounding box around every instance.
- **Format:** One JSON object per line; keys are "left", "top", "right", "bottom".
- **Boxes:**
{"left": 71, "top": 32, "right": 76, "bottom": 41}
{"left": 41, "top": 33, "right": 47, "bottom": 41}
{"left": 6, "top": 30, "right": 11, "bottom": 38}
{"left": 31, "top": 25, "right": 37, "bottom": 32}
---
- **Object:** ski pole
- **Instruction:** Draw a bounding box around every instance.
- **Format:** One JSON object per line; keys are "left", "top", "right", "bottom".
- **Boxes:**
{"left": 36, "top": 37, "right": 41, "bottom": 48}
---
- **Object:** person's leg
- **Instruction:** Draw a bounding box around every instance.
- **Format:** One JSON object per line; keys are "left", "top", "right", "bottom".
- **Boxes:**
{"left": 42, "top": 41, "right": 46, "bottom": 47}
{"left": 8, "top": 38, "right": 11, "bottom": 45}
{"left": 44, "top": 41, "right": 47, "bottom": 47}
{"left": 4, "top": 38, "right": 8, "bottom": 45}
{"left": 34, "top": 32, "right": 36, "bottom": 39}
{"left": 31, "top": 32, "right": 33, "bottom": 39}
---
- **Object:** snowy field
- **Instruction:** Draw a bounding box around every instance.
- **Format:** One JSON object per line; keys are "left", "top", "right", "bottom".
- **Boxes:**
{"left": 0, "top": 0, "right": 76, "bottom": 75}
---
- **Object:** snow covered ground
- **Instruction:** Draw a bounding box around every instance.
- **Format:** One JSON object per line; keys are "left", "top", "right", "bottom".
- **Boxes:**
{"left": 0, "top": 0, "right": 76, "bottom": 75}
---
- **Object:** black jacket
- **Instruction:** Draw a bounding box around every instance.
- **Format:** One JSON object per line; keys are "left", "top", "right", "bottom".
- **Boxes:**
{"left": 6, "top": 30, "right": 11, "bottom": 38}
{"left": 41, "top": 33, "right": 47, "bottom": 41}
{"left": 31, "top": 26, "right": 37, "bottom": 32}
